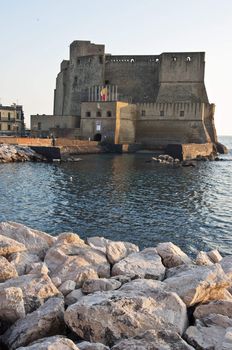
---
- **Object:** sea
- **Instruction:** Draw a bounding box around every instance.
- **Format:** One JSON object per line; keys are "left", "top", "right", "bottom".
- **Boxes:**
{"left": 0, "top": 136, "right": 231, "bottom": 257}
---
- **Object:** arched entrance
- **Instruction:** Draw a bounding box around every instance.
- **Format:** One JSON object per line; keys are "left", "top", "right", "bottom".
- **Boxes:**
{"left": 94, "top": 133, "right": 102, "bottom": 141}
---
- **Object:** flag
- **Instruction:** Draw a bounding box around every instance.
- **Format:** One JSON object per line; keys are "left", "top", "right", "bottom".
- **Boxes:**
{"left": 100, "top": 87, "right": 107, "bottom": 101}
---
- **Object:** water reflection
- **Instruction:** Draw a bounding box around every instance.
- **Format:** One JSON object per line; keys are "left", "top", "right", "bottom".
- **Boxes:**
{"left": 0, "top": 138, "right": 231, "bottom": 256}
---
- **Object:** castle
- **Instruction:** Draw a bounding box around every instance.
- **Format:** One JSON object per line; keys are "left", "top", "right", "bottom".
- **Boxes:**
{"left": 31, "top": 40, "right": 217, "bottom": 148}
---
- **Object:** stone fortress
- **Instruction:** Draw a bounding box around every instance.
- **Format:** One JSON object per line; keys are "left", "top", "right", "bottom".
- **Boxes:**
{"left": 31, "top": 40, "right": 218, "bottom": 149}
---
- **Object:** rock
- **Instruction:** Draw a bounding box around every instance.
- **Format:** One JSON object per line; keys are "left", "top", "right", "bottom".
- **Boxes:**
{"left": 184, "top": 324, "right": 227, "bottom": 349}
{"left": 0, "top": 144, "right": 46, "bottom": 163}
{"left": 0, "top": 256, "right": 18, "bottom": 281}
{"left": 86, "top": 236, "right": 108, "bottom": 254}
{"left": 0, "top": 287, "right": 25, "bottom": 324}
{"left": 196, "top": 251, "right": 214, "bottom": 266}
{"left": 0, "top": 273, "right": 60, "bottom": 313}
{"left": 220, "top": 256, "right": 232, "bottom": 279}
{"left": 182, "top": 161, "right": 197, "bottom": 167}
{"left": 82, "top": 278, "right": 121, "bottom": 294}
{"left": 215, "top": 142, "right": 228, "bottom": 154}
{"left": 201, "top": 314, "right": 232, "bottom": 328}
{"left": 164, "top": 264, "right": 230, "bottom": 306}
{"left": 111, "top": 330, "right": 194, "bottom": 350}
{"left": 0, "top": 234, "right": 26, "bottom": 256}
{"left": 45, "top": 237, "right": 110, "bottom": 284}
{"left": 156, "top": 242, "right": 192, "bottom": 268}
{"left": 57, "top": 232, "right": 86, "bottom": 246}
{"left": 110, "top": 275, "right": 133, "bottom": 285}
{"left": 1, "top": 297, "right": 65, "bottom": 350}
{"left": 65, "top": 289, "right": 84, "bottom": 306}
{"left": 58, "top": 280, "right": 76, "bottom": 296}
{"left": 78, "top": 341, "right": 110, "bottom": 350}
{"left": 15, "top": 336, "right": 80, "bottom": 349}
{"left": 28, "top": 262, "right": 49, "bottom": 275}
{"left": 194, "top": 300, "right": 232, "bottom": 320}
{"left": 208, "top": 249, "right": 222, "bottom": 263}
{"left": 106, "top": 241, "right": 139, "bottom": 264}
{"left": 112, "top": 248, "right": 165, "bottom": 280}
{"left": 8, "top": 252, "right": 41, "bottom": 276}
{"left": 51, "top": 276, "right": 62, "bottom": 287}
{"left": 0, "top": 222, "right": 56, "bottom": 258}
{"left": 64, "top": 279, "right": 188, "bottom": 346}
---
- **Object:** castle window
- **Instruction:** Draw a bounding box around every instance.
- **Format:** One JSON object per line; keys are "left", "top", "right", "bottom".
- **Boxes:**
{"left": 96, "top": 111, "right": 102, "bottom": 117}
{"left": 86, "top": 111, "right": 91, "bottom": 117}
{"left": 107, "top": 111, "right": 112, "bottom": 117}
{"left": 0, "top": 124, "right": 1, "bottom": 130}
{"left": 38, "top": 122, "right": 41, "bottom": 130}
{"left": 99, "top": 56, "right": 103, "bottom": 64}
{"left": 180, "top": 110, "right": 185, "bottom": 117}
{"left": 105, "top": 80, "right": 109, "bottom": 85}
{"left": 8, "top": 112, "right": 11, "bottom": 120}
{"left": 160, "top": 110, "right": 164, "bottom": 117}
{"left": 141, "top": 110, "right": 146, "bottom": 116}
{"left": 8, "top": 124, "right": 11, "bottom": 131}
{"left": 155, "top": 58, "right": 159, "bottom": 63}
{"left": 172, "top": 56, "right": 177, "bottom": 62}
{"left": 186, "top": 56, "right": 191, "bottom": 62}
{"left": 77, "top": 59, "right": 81, "bottom": 65}
{"left": 130, "top": 58, "right": 135, "bottom": 63}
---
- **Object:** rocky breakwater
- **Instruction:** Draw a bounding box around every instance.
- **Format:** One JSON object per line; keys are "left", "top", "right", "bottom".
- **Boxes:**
{"left": 0, "top": 222, "right": 231, "bottom": 349}
{"left": 0, "top": 144, "right": 46, "bottom": 163}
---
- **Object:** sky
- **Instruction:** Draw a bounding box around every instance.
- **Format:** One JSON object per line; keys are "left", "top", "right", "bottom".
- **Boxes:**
{"left": 0, "top": 0, "right": 232, "bottom": 135}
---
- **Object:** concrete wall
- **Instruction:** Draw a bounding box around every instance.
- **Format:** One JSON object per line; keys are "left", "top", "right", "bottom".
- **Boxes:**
{"left": 31, "top": 115, "right": 80, "bottom": 131}
{"left": 166, "top": 143, "right": 215, "bottom": 160}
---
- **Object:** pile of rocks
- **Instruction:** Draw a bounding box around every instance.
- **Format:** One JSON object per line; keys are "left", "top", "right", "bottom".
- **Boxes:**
{"left": 152, "top": 154, "right": 180, "bottom": 164}
{"left": 0, "top": 144, "right": 45, "bottom": 163}
{"left": 0, "top": 221, "right": 231, "bottom": 349}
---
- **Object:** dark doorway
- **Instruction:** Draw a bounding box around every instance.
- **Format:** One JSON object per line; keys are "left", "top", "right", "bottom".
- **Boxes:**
{"left": 94, "top": 133, "right": 102, "bottom": 141}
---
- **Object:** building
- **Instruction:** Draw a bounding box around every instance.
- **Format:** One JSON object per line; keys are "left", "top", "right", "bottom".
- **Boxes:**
{"left": 0, "top": 104, "right": 25, "bottom": 136}
{"left": 31, "top": 40, "right": 217, "bottom": 147}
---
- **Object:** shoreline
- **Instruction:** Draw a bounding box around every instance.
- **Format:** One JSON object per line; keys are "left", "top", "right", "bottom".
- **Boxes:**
{"left": 0, "top": 221, "right": 231, "bottom": 349}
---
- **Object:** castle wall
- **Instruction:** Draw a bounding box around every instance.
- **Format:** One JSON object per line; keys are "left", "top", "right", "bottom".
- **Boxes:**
{"left": 136, "top": 102, "right": 211, "bottom": 146}
{"left": 105, "top": 56, "right": 160, "bottom": 103}
{"left": 115, "top": 104, "right": 137, "bottom": 144}
{"left": 156, "top": 52, "right": 209, "bottom": 103}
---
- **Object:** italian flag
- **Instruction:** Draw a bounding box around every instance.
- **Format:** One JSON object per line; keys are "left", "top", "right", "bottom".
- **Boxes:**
{"left": 100, "top": 87, "right": 107, "bottom": 101}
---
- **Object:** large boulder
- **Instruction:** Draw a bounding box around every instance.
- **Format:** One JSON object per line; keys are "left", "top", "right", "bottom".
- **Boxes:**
{"left": 194, "top": 300, "right": 232, "bottom": 320}
{"left": 196, "top": 251, "right": 214, "bottom": 266}
{"left": 0, "top": 287, "right": 25, "bottom": 324}
{"left": 78, "top": 342, "right": 110, "bottom": 350}
{"left": 15, "top": 336, "right": 80, "bottom": 349}
{"left": 207, "top": 249, "right": 222, "bottom": 263}
{"left": 0, "top": 274, "right": 60, "bottom": 313}
{"left": 111, "top": 330, "right": 194, "bottom": 350}
{"left": 64, "top": 279, "right": 188, "bottom": 347}
{"left": 184, "top": 323, "right": 231, "bottom": 349}
{"left": 8, "top": 252, "right": 41, "bottom": 276}
{"left": 106, "top": 241, "right": 139, "bottom": 265}
{"left": 0, "top": 222, "right": 56, "bottom": 258}
{"left": 65, "top": 289, "right": 84, "bottom": 306}
{"left": 45, "top": 235, "right": 110, "bottom": 284}
{"left": 1, "top": 297, "right": 65, "bottom": 349}
{"left": 164, "top": 264, "right": 231, "bottom": 306}
{"left": 156, "top": 242, "right": 192, "bottom": 268}
{"left": 82, "top": 278, "right": 121, "bottom": 294}
{"left": 0, "top": 234, "right": 26, "bottom": 256}
{"left": 86, "top": 237, "right": 139, "bottom": 264}
{"left": 0, "top": 256, "right": 18, "bottom": 282}
{"left": 220, "top": 256, "right": 232, "bottom": 280}
{"left": 112, "top": 248, "right": 165, "bottom": 280}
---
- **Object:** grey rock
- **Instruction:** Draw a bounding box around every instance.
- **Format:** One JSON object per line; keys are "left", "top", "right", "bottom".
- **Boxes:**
{"left": 207, "top": 249, "right": 222, "bottom": 263}
{"left": 58, "top": 280, "right": 76, "bottom": 296}
{"left": 1, "top": 297, "right": 65, "bottom": 350}
{"left": 64, "top": 279, "right": 188, "bottom": 346}
{"left": 165, "top": 264, "right": 230, "bottom": 306}
{"left": 65, "top": 289, "right": 84, "bottom": 306}
{"left": 0, "top": 234, "right": 26, "bottom": 256}
{"left": 112, "top": 248, "right": 165, "bottom": 280}
{"left": 196, "top": 251, "right": 214, "bottom": 266}
{"left": 82, "top": 278, "right": 121, "bottom": 294}
{"left": 184, "top": 324, "right": 226, "bottom": 349}
{"left": 194, "top": 300, "right": 232, "bottom": 320}
{"left": 106, "top": 241, "right": 139, "bottom": 264}
{"left": 16, "top": 336, "right": 80, "bottom": 349}
{"left": 0, "top": 287, "right": 25, "bottom": 324}
{"left": 78, "top": 341, "right": 109, "bottom": 350}
{"left": 0, "top": 221, "right": 56, "bottom": 258}
{"left": 156, "top": 242, "right": 192, "bottom": 268}
{"left": 111, "top": 329, "right": 194, "bottom": 350}
{"left": 0, "top": 256, "right": 18, "bottom": 282}
{"left": 8, "top": 252, "right": 40, "bottom": 276}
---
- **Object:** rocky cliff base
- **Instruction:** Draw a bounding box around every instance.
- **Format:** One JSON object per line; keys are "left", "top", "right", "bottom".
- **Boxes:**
{"left": 0, "top": 144, "right": 46, "bottom": 163}
{"left": 0, "top": 222, "right": 231, "bottom": 349}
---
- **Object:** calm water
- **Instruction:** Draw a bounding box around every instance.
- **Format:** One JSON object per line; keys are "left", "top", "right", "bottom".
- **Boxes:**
{"left": 0, "top": 136, "right": 232, "bottom": 256}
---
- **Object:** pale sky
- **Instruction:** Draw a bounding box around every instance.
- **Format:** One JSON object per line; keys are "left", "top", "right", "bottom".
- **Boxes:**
{"left": 0, "top": 0, "right": 232, "bottom": 135}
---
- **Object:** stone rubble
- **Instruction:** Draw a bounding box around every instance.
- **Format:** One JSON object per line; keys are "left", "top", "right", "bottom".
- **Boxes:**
{"left": 0, "top": 144, "right": 46, "bottom": 163}
{"left": 0, "top": 221, "right": 231, "bottom": 349}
